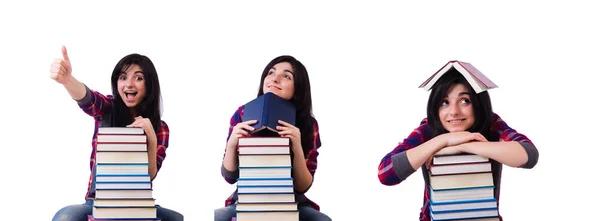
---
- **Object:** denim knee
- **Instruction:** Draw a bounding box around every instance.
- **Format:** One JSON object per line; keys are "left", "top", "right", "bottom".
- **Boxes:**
{"left": 156, "top": 205, "right": 184, "bottom": 221}
{"left": 52, "top": 204, "right": 92, "bottom": 221}
{"left": 214, "top": 205, "right": 236, "bottom": 221}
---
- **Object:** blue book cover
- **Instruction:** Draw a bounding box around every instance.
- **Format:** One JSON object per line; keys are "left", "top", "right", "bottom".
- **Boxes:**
{"left": 242, "top": 92, "right": 296, "bottom": 136}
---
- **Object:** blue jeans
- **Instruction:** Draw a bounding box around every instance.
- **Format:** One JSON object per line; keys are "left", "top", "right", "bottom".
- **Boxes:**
{"left": 52, "top": 199, "right": 184, "bottom": 221}
{"left": 214, "top": 204, "right": 332, "bottom": 221}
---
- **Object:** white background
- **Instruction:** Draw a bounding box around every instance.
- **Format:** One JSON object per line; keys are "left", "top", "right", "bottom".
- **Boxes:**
{"left": 1, "top": 0, "right": 598, "bottom": 220}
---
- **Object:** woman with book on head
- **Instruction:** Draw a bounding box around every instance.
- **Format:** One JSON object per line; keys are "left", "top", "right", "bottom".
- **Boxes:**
{"left": 377, "top": 61, "right": 539, "bottom": 221}
{"left": 49, "top": 46, "right": 183, "bottom": 221}
{"left": 215, "top": 55, "right": 332, "bottom": 221}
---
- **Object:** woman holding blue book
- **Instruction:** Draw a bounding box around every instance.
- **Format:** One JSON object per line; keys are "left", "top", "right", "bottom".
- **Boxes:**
{"left": 49, "top": 46, "right": 183, "bottom": 221}
{"left": 377, "top": 61, "right": 539, "bottom": 221}
{"left": 215, "top": 55, "right": 332, "bottom": 221}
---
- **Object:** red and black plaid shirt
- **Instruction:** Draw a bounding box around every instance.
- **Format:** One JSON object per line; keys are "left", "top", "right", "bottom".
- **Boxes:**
{"left": 77, "top": 88, "right": 169, "bottom": 199}
{"left": 378, "top": 113, "right": 534, "bottom": 221}
{"left": 221, "top": 105, "right": 322, "bottom": 210}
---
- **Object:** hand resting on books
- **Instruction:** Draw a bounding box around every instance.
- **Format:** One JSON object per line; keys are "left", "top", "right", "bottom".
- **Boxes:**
{"left": 276, "top": 120, "right": 301, "bottom": 148}
{"left": 437, "top": 131, "right": 488, "bottom": 147}
{"left": 426, "top": 145, "right": 464, "bottom": 169}
{"left": 126, "top": 116, "right": 153, "bottom": 135}
{"left": 425, "top": 132, "right": 488, "bottom": 169}
{"left": 227, "top": 119, "right": 258, "bottom": 149}
{"left": 434, "top": 144, "right": 464, "bottom": 156}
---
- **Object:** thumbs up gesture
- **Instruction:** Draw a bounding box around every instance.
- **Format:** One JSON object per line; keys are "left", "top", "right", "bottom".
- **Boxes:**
{"left": 50, "top": 45, "right": 73, "bottom": 84}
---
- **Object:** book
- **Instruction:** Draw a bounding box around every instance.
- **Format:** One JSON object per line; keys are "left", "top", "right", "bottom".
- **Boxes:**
{"left": 94, "top": 198, "right": 156, "bottom": 207}
{"left": 236, "top": 137, "right": 298, "bottom": 221}
{"left": 96, "top": 163, "right": 150, "bottom": 175}
{"left": 92, "top": 206, "right": 157, "bottom": 219}
{"left": 92, "top": 127, "right": 159, "bottom": 220}
{"left": 237, "top": 185, "right": 295, "bottom": 194}
{"left": 419, "top": 60, "right": 498, "bottom": 94}
{"left": 236, "top": 210, "right": 299, "bottom": 221}
{"left": 430, "top": 208, "right": 499, "bottom": 221}
{"left": 435, "top": 217, "right": 499, "bottom": 221}
{"left": 237, "top": 178, "right": 294, "bottom": 186}
{"left": 98, "top": 127, "right": 145, "bottom": 135}
{"left": 96, "top": 151, "right": 149, "bottom": 164}
{"left": 241, "top": 92, "right": 296, "bottom": 136}
{"left": 427, "top": 149, "right": 499, "bottom": 221}
{"left": 429, "top": 172, "right": 494, "bottom": 190}
{"left": 88, "top": 214, "right": 160, "bottom": 221}
{"left": 429, "top": 161, "right": 492, "bottom": 176}
{"left": 430, "top": 198, "right": 498, "bottom": 212}
{"left": 238, "top": 154, "right": 292, "bottom": 167}
{"left": 432, "top": 153, "right": 489, "bottom": 165}
{"left": 237, "top": 192, "right": 296, "bottom": 203}
{"left": 235, "top": 202, "right": 298, "bottom": 211}
{"left": 238, "top": 137, "right": 291, "bottom": 154}
{"left": 429, "top": 186, "right": 495, "bottom": 203}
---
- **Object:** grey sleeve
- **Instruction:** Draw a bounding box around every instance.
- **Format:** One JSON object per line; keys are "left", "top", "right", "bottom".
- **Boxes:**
{"left": 221, "top": 163, "right": 239, "bottom": 184}
{"left": 519, "top": 142, "right": 539, "bottom": 169}
{"left": 391, "top": 152, "right": 417, "bottom": 181}
{"left": 75, "top": 84, "right": 92, "bottom": 105}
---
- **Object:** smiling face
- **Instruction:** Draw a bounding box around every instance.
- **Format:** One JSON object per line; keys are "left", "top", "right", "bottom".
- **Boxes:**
{"left": 262, "top": 61, "right": 295, "bottom": 100}
{"left": 438, "top": 83, "right": 475, "bottom": 132}
{"left": 117, "top": 64, "right": 147, "bottom": 108}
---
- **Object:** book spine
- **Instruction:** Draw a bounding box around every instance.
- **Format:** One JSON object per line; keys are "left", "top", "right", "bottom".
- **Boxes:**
{"left": 263, "top": 94, "right": 271, "bottom": 127}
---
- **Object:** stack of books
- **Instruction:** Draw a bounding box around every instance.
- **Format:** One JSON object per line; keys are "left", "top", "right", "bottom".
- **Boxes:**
{"left": 427, "top": 152, "right": 500, "bottom": 221}
{"left": 88, "top": 127, "right": 160, "bottom": 221}
{"left": 234, "top": 92, "right": 299, "bottom": 221}
{"left": 235, "top": 137, "right": 298, "bottom": 221}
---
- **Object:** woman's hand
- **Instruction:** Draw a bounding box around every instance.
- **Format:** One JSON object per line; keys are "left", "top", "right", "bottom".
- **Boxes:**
{"left": 276, "top": 120, "right": 302, "bottom": 151}
{"left": 425, "top": 132, "right": 487, "bottom": 169}
{"left": 49, "top": 46, "right": 73, "bottom": 85}
{"left": 226, "top": 120, "right": 258, "bottom": 149}
{"left": 127, "top": 116, "right": 154, "bottom": 135}
{"left": 439, "top": 131, "right": 488, "bottom": 147}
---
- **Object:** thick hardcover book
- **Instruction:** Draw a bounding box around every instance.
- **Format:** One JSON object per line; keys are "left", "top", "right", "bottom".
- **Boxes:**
{"left": 419, "top": 60, "right": 498, "bottom": 94}
{"left": 242, "top": 92, "right": 296, "bottom": 136}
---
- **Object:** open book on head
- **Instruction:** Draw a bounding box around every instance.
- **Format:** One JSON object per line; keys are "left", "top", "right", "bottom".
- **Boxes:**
{"left": 241, "top": 92, "right": 296, "bottom": 137}
{"left": 418, "top": 60, "right": 498, "bottom": 94}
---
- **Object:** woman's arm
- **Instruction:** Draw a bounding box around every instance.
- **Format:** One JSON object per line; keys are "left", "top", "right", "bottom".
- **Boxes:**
{"left": 468, "top": 114, "right": 539, "bottom": 169}
{"left": 221, "top": 106, "right": 245, "bottom": 184}
{"left": 50, "top": 46, "right": 110, "bottom": 118}
{"left": 127, "top": 118, "right": 168, "bottom": 181}
{"left": 378, "top": 120, "right": 431, "bottom": 186}
{"left": 76, "top": 86, "right": 112, "bottom": 119}
{"left": 290, "top": 145, "right": 314, "bottom": 193}
{"left": 290, "top": 119, "right": 321, "bottom": 193}
{"left": 149, "top": 121, "right": 169, "bottom": 180}
{"left": 457, "top": 141, "right": 531, "bottom": 168}
{"left": 50, "top": 46, "right": 87, "bottom": 101}
{"left": 64, "top": 75, "right": 87, "bottom": 101}
{"left": 379, "top": 119, "right": 489, "bottom": 186}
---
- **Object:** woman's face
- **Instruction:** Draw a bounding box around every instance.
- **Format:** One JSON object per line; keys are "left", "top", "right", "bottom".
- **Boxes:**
{"left": 117, "top": 64, "right": 146, "bottom": 107}
{"left": 262, "top": 62, "right": 295, "bottom": 100}
{"left": 438, "top": 83, "right": 475, "bottom": 132}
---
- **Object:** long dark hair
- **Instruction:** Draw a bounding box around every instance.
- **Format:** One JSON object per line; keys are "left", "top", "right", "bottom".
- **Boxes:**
{"left": 426, "top": 68, "right": 497, "bottom": 141}
{"left": 257, "top": 55, "right": 315, "bottom": 156}
{"left": 107, "top": 54, "right": 163, "bottom": 132}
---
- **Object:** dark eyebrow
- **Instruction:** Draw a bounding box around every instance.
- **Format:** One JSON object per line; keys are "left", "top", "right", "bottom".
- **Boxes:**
{"left": 270, "top": 67, "right": 294, "bottom": 75}
{"left": 444, "top": 91, "right": 470, "bottom": 98}
{"left": 120, "top": 71, "right": 144, "bottom": 75}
